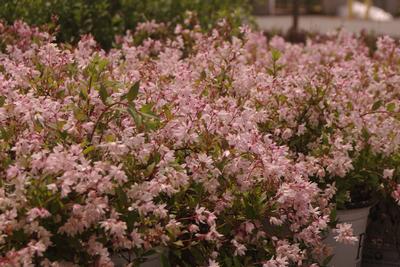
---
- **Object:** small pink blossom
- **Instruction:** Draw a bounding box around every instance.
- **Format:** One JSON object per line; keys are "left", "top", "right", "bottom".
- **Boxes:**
{"left": 231, "top": 239, "right": 247, "bottom": 256}
{"left": 208, "top": 259, "right": 220, "bottom": 267}
{"left": 383, "top": 169, "right": 394, "bottom": 179}
{"left": 26, "top": 208, "right": 50, "bottom": 222}
{"left": 333, "top": 223, "right": 359, "bottom": 245}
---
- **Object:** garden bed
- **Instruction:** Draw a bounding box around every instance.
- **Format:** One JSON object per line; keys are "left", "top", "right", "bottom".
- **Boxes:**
{"left": 0, "top": 19, "right": 400, "bottom": 266}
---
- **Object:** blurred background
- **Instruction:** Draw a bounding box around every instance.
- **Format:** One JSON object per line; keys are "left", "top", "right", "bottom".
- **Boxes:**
{"left": 252, "top": 0, "right": 400, "bottom": 39}
{"left": 252, "top": 0, "right": 400, "bottom": 16}
{"left": 1, "top": 0, "right": 399, "bottom": 49}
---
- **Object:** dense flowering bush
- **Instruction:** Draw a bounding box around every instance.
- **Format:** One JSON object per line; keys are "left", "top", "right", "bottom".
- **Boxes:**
{"left": 0, "top": 20, "right": 399, "bottom": 266}
{"left": 0, "top": 0, "right": 251, "bottom": 49}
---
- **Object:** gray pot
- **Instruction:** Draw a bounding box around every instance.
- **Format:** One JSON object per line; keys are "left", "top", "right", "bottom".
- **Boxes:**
{"left": 324, "top": 206, "right": 371, "bottom": 267}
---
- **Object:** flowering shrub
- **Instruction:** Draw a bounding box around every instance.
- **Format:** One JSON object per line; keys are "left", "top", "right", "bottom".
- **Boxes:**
{"left": 261, "top": 33, "right": 400, "bottom": 208}
{"left": 0, "top": 20, "right": 399, "bottom": 266}
{"left": 0, "top": 0, "right": 252, "bottom": 49}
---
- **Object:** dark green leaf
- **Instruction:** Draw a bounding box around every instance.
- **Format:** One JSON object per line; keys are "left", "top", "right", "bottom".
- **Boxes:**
{"left": 0, "top": 95, "right": 5, "bottom": 107}
{"left": 128, "top": 107, "right": 142, "bottom": 128}
{"left": 189, "top": 247, "right": 204, "bottom": 263}
{"left": 329, "top": 207, "right": 337, "bottom": 223}
{"left": 323, "top": 254, "right": 335, "bottom": 266}
{"left": 224, "top": 256, "right": 233, "bottom": 267}
{"left": 233, "top": 257, "right": 242, "bottom": 267}
{"left": 361, "top": 127, "right": 370, "bottom": 139}
{"left": 99, "top": 84, "right": 109, "bottom": 104}
{"left": 79, "top": 87, "right": 88, "bottom": 100}
{"left": 200, "top": 70, "right": 207, "bottom": 79}
{"left": 372, "top": 100, "right": 382, "bottom": 111}
{"left": 127, "top": 81, "right": 140, "bottom": 102}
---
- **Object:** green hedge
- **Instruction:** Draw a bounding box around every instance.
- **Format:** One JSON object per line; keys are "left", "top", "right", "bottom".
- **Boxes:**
{"left": 0, "top": 0, "right": 252, "bottom": 49}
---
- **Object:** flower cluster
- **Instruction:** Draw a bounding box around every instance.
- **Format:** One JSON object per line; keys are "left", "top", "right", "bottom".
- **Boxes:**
{"left": 0, "top": 20, "right": 399, "bottom": 266}
{"left": 333, "top": 223, "right": 358, "bottom": 245}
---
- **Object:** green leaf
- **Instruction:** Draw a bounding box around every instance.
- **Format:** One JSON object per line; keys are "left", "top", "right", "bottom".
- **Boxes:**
{"left": 127, "top": 81, "right": 140, "bottom": 102}
{"left": 144, "top": 162, "right": 156, "bottom": 176}
{"left": 0, "top": 95, "right": 5, "bottom": 107}
{"left": 83, "top": 145, "right": 95, "bottom": 155}
{"left": 163, "top": 104, "right": 173, "bottom": 120}
{"left": 200, "top": 70, "right": 206, "bottom": 79}
{"left": 104, "top": 134, "right": 115, "bottom": 142}
{"left": 386, "top": 102, "right": 396, "bottom": 112}
{"left": 140, "top": 103, "right": 155, "bottom": 115}
{"left": 271, "top": 48, "right": 281, "bottom": 61}
{"left": 336, "top": 191, "right": 349, "bottom": 208}
{"left": 346, "top": 101, "right": 353, "bottom": 110}
{"left": 139, "top": 104, "right": 158, "bottom": 121}
{"left": 329, "top": 207, "right": 337, "bottom": 223}
{"left": 224, "top": 256, "right": 233, "bottom": 267}
{"left": 128, "top": 107, "right": 142, "bottom": 128}
{"left": 99, "top": 84, "right": 109, "bottom": 104}
{"left": 361, "top": 127, "right": 370, "bottom": 139}
{"left": 79, "top": 87, "right": 88, "bottom": 100}
{"left": 323, "top": 254, "right": 335, "bottom": 266}
{"left": 372, "top": 100, "right": 382, "bottom": 111}
{"left": 277, "top": 94, "right": 287, "bottom": 103}
{"left": 115, "top": 186, "right": 128, "bottom": 213}
{"left": 189, "top": 247, "right": 204, "bottom": 263}
{"left": 266, "top": 67, "right": 274, "bottom": 76}
{"left": 144, "top": 119, "right": 160, "bottom": 131}
{"left": 73, "top": 108, "right": 87, "bottom": 122}
{"left": 233, "top": 257, "right": 242, "bottom": 267}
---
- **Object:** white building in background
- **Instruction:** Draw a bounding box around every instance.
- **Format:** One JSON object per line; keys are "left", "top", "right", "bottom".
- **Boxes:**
{"left": 252, "top": 0, "right": 400, "bottom": 17}
{"left": 322, "top": 0, "right": 400, "bottom": 16}
{"left": 337, "top": 1, "right": 393, "bottom": 21}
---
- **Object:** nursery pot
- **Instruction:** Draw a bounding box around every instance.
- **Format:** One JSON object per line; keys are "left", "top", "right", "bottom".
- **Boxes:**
{"left": 112, "top": 250, "right": 163, "bottom": 267}
{"left": 325, "top": 206, "right": 371, "bottom": 267}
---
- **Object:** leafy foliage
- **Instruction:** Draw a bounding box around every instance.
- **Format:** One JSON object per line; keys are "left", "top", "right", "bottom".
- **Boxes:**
{"left": 0, "top": 0, "right": 252, "bottom": 49}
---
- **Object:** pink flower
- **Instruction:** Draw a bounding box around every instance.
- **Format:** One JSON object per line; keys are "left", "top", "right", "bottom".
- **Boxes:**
{"left": 383, "top": 169, "right": 394, "bottom": 179}
{"left": 270, "top": 217, "right": 284, "bottom": 226}
{"left": 208, "top": 259, "right": 220, "bottom": 267}
{"left": 188, "top": 224, "right": 200, "bottom": 233}
{"left": 333, "top": 223, "right": 358, "bottom": 245}
{"left": 244, "top": 222, "right": 255, "bottom": 234}
{"left": 26, "top": 208, "right": 51, "bottom": 222}
{"left": 263, "top": 256, "right": 288, "bottom": 267}
{"left": 231, "top": 239, "right": 247, "bottom": 256}
{"left": 6, "top": 165, "right": 20, "bottom": 179}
